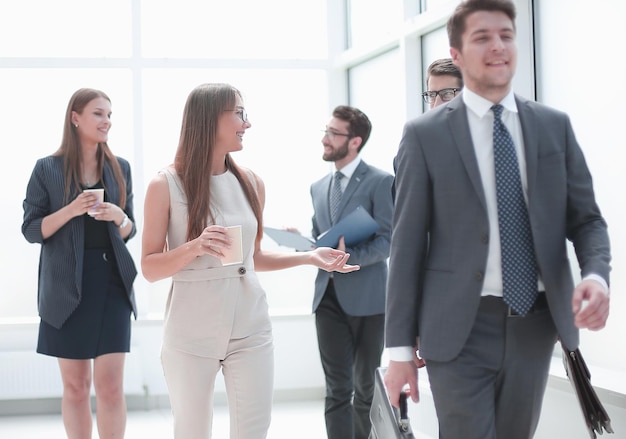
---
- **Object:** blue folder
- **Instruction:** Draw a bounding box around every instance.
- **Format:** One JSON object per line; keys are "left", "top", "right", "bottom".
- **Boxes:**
{"left": 264, "top": 205, "right": 380, "bottom": 250}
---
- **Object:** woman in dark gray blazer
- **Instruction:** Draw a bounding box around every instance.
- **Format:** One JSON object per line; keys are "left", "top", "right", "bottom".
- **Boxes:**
{"left": 22, "top": 88, "right": 137, "bottom": 438}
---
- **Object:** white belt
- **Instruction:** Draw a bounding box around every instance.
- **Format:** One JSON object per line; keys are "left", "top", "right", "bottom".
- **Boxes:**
{"left": 172, "top": 265, "right": 248, "bottom": 282}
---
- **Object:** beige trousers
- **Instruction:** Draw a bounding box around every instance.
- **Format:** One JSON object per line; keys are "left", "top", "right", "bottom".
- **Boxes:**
{"left": 161, "top": 330, "right": 274, "bottom": 439}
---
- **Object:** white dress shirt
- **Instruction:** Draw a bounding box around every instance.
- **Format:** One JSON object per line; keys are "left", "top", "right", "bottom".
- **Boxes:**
{"left": 334, "top": 156, "right": 361, "bottom": 192}
{"left": 463, "top": 87, "right": 544, "bottom": 297}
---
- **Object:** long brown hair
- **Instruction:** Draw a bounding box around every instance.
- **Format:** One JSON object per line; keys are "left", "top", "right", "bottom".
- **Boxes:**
{"left": 174, "top": 83, "right": 262, "bottom": 242}
{"left": 53, "top": 88, "right": 127, "bottom": 208}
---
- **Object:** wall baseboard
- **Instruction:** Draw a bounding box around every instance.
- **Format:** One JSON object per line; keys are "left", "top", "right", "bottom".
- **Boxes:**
{"left": 0, "top": 387, "right": 325, "bottom": 417}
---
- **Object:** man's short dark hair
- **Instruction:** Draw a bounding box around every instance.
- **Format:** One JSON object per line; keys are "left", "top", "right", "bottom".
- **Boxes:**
{"left": 332, "top": 105, "right": 372, "bottom": 152}
{"left": 447, "top": 0, "right": 516, "bottom": 50}
{"left": 426, "top": 58, "right": 463, "bottom": 89}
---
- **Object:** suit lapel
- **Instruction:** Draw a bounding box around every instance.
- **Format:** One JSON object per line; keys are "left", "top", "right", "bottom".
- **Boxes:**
{"left": 320, "top": 161, "right": 368, "bottom": 225}
{"left": 516, "top": 95, "right": 539, "bottom": 201}
{"left": 59, "top": 162, "right": 84, "bottom": 294}
{"left": 336, "top": 161, "right": 367, "bottom": 218}
{"left": 446, "top": 98, "right": 488, "bottom": 212}
{"left": 102, "top": 162, "right": 119, "bottom": 204}
{"left": 321, "top": 173, "right": 333, "bottom": 225}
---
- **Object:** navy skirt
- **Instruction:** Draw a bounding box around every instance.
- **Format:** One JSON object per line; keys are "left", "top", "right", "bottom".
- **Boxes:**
{"left": 37, "top": 248, "right": 132, "bottom": 359}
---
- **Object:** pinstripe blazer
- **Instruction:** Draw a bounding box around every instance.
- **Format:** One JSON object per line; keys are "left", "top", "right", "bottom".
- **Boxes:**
{"left": 22, "top": 155, "right": 138, "bottom": 329}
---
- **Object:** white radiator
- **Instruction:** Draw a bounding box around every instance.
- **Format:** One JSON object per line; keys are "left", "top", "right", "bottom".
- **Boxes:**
{"left": 0, "top": 349, "right": 145, "bottom": 400}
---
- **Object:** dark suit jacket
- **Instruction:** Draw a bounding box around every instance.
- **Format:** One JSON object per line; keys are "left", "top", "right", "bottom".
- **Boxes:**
{"left": 311, "top": 160, "right": 394, "bottom": 316}
{"left": 22, "top": 155, "right": 138, "bottom": 329}
{"left": 385, "top": 94, "right": 610, "bottom": 361}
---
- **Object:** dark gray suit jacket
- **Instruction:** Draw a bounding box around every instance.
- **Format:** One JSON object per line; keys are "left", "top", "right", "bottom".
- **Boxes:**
{"left": 311, "top": 160, "right": 394, "bottom": 316}
{"left": 22, "top": 155, "right": 138, "bottom": 329}
{"left": 386, "top": 94, "right": 610, "bottom": 361}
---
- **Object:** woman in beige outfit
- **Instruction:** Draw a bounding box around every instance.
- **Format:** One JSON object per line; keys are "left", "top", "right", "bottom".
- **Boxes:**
{"left": 141, "top": 83, "right": 359, "bottom": 439}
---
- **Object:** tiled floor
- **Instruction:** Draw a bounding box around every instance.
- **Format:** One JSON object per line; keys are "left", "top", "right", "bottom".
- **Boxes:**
{"left": 0, "top": 399, "right": 328, "bottom": 438}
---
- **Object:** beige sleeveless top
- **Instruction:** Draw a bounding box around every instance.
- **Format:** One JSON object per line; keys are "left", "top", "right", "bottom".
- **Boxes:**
{"left": 161, "top": 167, "right": 271, "bottom": 358}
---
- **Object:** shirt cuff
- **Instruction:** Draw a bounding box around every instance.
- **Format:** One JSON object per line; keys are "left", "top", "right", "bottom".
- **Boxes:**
{"left": 387, "top": 346, "right": 415, "bottom": 362}
{"left": 583, "top": 273, "right": 609, "bottom": 295}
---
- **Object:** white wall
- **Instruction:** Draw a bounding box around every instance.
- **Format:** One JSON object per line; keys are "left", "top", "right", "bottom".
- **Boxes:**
{"left": 3, "top": 316, "right": 624, "bottom": 439}
{"left": 0, "top": 315, "right": 326, "bottom": 413}
{"left": 535, "top": 0, "right": 626, "bottom": 371}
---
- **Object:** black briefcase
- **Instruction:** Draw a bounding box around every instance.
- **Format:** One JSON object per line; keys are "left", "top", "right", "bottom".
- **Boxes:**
{"left": 369, "top": 367, "right": 416, "bottom": 438}
{"left": 561, "top": 343, "right": 614, "bottom": 438}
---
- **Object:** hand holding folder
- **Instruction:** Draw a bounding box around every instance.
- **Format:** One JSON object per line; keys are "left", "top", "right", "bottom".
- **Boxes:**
{"left": 264, "top": 206, "right": 380, "bottom": 250}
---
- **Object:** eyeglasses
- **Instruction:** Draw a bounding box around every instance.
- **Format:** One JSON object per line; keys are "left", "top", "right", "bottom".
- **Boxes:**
{"left": 421, "top": 88, "right": 461, "bottom": 104}
{"left": 225, "top": 108, "right": 248, "bottom": 123}
{"left": 322, "top": 130, "right": 352, "bottom": 141}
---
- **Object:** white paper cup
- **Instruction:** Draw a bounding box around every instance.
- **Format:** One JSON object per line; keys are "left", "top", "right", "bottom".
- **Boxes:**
{"left": 221, "top": 225, "right": 244, "bottom": 266}
{"left": 83, "top": 188, "right": 104, "bottom": 216}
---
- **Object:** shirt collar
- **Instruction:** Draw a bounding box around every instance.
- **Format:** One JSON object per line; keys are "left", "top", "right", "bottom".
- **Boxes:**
{"left": 335, "top": 156, "right": 361, "bottom": 180}
{"left": 462, "top": 87, "right": 518, "bottom": 119}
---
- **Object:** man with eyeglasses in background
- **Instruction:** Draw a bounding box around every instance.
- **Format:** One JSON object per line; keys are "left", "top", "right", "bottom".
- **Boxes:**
{"left": 310, "top": 105, "right": 393, "bottom": 439}
{"left": 390, "top": 58, "right": 463, "bottom": 201}
{"left": 422, "top": 57, "right": 464, "bottom": 109}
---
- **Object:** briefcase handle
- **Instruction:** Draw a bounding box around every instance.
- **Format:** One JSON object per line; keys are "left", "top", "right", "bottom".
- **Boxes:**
{"left": 399, "top": 391, "right": 410, "bottom": 433}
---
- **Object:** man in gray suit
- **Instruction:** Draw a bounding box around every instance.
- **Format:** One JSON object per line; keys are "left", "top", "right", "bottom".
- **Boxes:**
{"left": 311, "top": 105, "right": 393, "bottom": 439}
{"left": 384, "top": 1, "right": 611, "bottom": 438}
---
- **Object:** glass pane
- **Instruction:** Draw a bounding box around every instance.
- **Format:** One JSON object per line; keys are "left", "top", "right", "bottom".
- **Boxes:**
{"left": 421, "top": 26, "right": 450, "bottom": 75}
{"left": 0, "top": 0, "right": 132, "bottom": 57}
{"left": 0, "top": 69, "right": 133, "bottom": 319}
{"left": 141, "top": 0, "right": 327, "bottom": 59}
{"left": 422, "top": 0, "right": 451, "bottom": 12}
{"left": 140, "top": 68, "right": 330, "bottom": 315}
{"left": 348, "top": 49, "right": 403, "bottom": 176}
{"left": 348, "top": 0, "right": 403, "bottom": 48}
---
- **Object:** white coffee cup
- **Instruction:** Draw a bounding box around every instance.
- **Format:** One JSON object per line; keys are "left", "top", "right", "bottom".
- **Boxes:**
{"left": 83, "top": 188, "right": 104, "bottom": 216}
{"left": 220, "top": 225, "right": 244, "bottom": 266}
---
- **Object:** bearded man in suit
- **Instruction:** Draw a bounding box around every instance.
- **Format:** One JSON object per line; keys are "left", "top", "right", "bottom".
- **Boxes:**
{"left": 311, "top": 105, "right": 393, "bottom": 439}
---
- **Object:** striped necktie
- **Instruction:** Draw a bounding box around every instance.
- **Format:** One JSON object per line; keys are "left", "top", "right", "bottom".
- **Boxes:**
{"left": 330, "top": 171, "right": 344, "bottom": 225}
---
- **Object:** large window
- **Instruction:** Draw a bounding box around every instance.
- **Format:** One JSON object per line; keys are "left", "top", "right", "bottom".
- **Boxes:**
{"left": 347, "top": 0, "right": 404, "bottom": 49}
{"left": 0, "top": 0, "right": 331, "bottom": 320}
{"left": 348, "top": 50, "right": 403, "bottom": 175}
{"left": 0, "top": 1, "right": 132, "bottom": 58}
{"left": 0, "top": 0, "right": 527, "bottom": 319}
{"left": 141, "top": 0, "right": 328, "bottom": 59}
{"left": 3, "top": 0, "right": 624, "bottom": 391}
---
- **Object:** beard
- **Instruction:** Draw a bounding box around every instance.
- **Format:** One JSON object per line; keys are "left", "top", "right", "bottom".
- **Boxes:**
{"left": 323, "top": 139, "right": 349, "bottom": 162}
